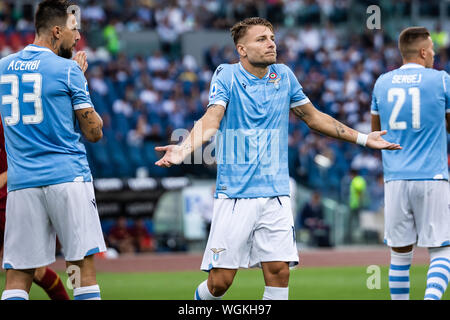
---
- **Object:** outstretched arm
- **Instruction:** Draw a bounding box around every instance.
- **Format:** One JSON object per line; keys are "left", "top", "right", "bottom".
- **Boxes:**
{"left": 155, "top": 105, "right": 225, "bottom": 167}
{"left": 291, "top": 102, "right": 401, "bottom": 150}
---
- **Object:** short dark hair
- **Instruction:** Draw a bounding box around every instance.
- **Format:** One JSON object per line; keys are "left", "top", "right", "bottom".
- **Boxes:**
{"left": 398, "top": 26, "right": 431, "bottom": 59}
{"left": 35, "top": 0, "right": 72, "bottom": 36}
{"left": 230, "top": 17, "right": 274, "bottom": 45}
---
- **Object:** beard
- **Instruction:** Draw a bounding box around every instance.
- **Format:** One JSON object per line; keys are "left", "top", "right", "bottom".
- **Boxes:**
{"left": 58, "top": 44, "right": 74, "bottom": 59}
{"left": 248, "top": 55, "right": 277, "bottom": 68}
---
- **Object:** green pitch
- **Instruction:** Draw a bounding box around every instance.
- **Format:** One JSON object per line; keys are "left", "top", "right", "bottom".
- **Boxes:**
{"left": 0, "top": 265, "right": 448, "bottom": 300}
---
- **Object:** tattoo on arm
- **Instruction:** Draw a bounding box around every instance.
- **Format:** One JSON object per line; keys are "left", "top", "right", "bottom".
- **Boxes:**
{"left": 333, "top": 120, "right": 346, "bottom": 138}
{"left": 292, "top": 107, "right": 306, "bottom": 119}
{"left": 90, "top": 127, "right": 102, "bottom": 137}
{"left": 81, "top": 110, "right": 95, "bottom": 119}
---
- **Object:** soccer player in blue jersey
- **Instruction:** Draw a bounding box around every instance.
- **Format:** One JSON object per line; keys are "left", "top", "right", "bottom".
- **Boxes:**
{"left": 0, "top": 0, "right": 106, "bottom": 300}
{"left": 371, "top": 27, "right": 450, "bottom": 300}
{"left": 156, "top": 17, "right": 400, "bottom": 300}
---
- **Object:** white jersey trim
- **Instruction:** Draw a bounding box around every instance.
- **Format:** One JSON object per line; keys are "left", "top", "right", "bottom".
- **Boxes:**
{"left": 399, "top": 63, "right": 425, "bottom": 69}
{"left": 208, "top": 100, "right": 227, "bottom": 108}
{"left": 24, "top": 45, "right": 53, "bottom": 53}
{"left": 290, "top": 98, "right": 310, "bottom": 109}
{"left": 73, "top": 103, "right": 93, "bottom": 110}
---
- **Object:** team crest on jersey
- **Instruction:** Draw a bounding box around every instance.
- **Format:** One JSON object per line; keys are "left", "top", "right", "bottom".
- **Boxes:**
{"left": 211, "top": 248, "right": 226, "bottom": 261}
{"left": 268, "top": 73, "right": 281, "bottom": 90}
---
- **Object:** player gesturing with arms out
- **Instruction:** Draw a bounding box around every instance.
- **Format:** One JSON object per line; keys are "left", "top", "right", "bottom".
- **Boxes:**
{"left": 156, "top": 17, "right": 400, "bottom": 300}
{"left": 0, "top": 0, "right": 105, "bottom": 300}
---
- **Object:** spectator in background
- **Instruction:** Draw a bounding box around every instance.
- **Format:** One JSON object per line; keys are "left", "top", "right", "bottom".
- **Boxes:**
{"left": 103, "top": 17, "right": 121, "bottom": 57}
{"left": 128, "top": 218, "right": 155, "bottom": 253}
{"left": 157, "top": 15, "right": 180, "bottom": 58}
{"left": 431, "top": 22, "right": 448, "bottom": 51}
{"left": 298, "top": 191, "right": 331, "bottom": 247}
{"left": 346, "top": 169, "right": 367, "bottom": 243}
{"left": 107, "top": 216, "right": 135, "bottom": 254}
{"left": 83, "top": 0, "right": 106, "bottom": 26}
{"left": 147, "top": 49, "right": 170, "bottom": 74}
{"left": 350, "top": 149, "right": 381, "bottom": 175}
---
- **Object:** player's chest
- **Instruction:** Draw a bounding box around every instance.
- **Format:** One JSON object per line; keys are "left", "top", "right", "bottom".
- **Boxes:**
{"left": 234, "top": 74, "right": 287, "bottom": 111}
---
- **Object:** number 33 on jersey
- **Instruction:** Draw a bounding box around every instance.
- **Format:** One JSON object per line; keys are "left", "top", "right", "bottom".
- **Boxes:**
{"left": 0, "top": 44, "right": 94, "bottom": 192}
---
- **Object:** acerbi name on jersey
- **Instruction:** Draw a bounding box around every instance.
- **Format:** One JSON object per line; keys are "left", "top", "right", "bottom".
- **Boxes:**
{"left": 7, "top": 59, "right": 41, "bottom": 72}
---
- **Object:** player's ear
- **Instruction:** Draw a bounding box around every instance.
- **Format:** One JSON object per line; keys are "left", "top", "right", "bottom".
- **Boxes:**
{"left": 51, "top": 26, "right": 62, "bottom": 40}
{"left": 419, "top": 47, "right": 427, "bottom": 59}
{"left": 236, "top": 44, "right": 247, "bottom": 58}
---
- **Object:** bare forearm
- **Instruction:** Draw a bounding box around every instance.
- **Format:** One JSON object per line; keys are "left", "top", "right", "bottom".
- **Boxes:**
{"left": 306, "top": 110, "right": 359, "bottom": 143}
{"left": 179, "top": 114, "right": 220, "bottom": 158}
{"left": 292, "top": 103, "right": 400, "bottom": 150}
{"left": 76, "top": 108, "right": 103, "bottom": 142}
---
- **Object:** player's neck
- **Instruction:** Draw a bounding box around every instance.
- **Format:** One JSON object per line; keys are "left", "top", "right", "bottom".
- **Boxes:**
{"left": 402, "top": 59, "right": 425, "bottom": 68}
{"left": 240, "top": 60, "right": 268, "bottom": 79}
{"left": 33, "top": 36, "right": 58, "bottom": 56}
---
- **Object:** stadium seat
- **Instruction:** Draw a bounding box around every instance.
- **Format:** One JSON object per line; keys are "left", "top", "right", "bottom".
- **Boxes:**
{"left": 106, "top": 140, "right": 134, "bottom": 177}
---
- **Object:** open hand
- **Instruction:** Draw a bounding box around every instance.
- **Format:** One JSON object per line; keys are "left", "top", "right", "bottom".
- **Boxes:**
{"left": 155, "top": 145, "right": 186, "bottom": 168}
{"left": 366, "top": 130, "right": 402, "bottom": 150}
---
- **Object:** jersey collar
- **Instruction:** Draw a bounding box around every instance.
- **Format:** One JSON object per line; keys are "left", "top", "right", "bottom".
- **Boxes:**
{"left": 24, "top": 44, "right": 53, "bottom": 53}
{"left": 238, "top": 62, "right": 270, "bottom": 80}
{"left": 400, "top": 63, "right": 425, "bottom": 69}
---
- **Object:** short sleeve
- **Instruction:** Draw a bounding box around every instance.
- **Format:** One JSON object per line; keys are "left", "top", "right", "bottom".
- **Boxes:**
{"left": 207, "top": 65, "right": 231, "bottom": 109}
{"left": 286, "top": 67, "right": 310, "bottom": 108}
{"left": 69, "top": 62, "right": 93, "bottom": 111}
{"left": 442, "top": 71, "right": 450, "bottom": 113}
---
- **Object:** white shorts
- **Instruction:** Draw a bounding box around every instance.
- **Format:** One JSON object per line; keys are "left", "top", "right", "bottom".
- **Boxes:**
{"left": 200, "top": 196, "right": 299, "bottom": 271}
{"left": 384, "top": 180, "right": 450, "bottom": 248}
{"left": 2, "top": 182, "right": 106, "bottom": 270}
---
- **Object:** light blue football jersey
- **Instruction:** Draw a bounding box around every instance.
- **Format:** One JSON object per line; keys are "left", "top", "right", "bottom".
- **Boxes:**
{"left": 0, "top": 44, "right": 94, "bottom": 191}
{"left": 371, "top": 63, "right": 450, "bottom": 181}
{"left": 209, "top": 62, "right": 310, "bottom": 198}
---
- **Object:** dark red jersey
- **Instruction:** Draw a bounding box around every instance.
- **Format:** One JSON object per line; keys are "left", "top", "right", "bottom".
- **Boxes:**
{"left": 0, "top": 120, "right": 7, "bottom": 210}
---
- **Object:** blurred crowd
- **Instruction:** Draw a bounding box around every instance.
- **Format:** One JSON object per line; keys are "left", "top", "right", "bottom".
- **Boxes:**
{"left": 103, "top": 217, "right": 156, "bottom": 254}
{"left": 0, "top": 0, "right": 449, "bottom": 214}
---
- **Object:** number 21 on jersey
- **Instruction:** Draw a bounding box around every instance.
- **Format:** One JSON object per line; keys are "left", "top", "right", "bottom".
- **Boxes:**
{"left": 1, "top": 73, "right": 43, "bottom": 126}
{"left": 388, "top": 87, "right": 420, "bottom": 130}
